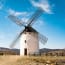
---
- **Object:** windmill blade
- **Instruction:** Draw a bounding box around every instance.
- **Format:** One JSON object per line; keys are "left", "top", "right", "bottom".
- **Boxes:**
{"left": 8, "top": 15, "right": 25, "bottom": 27}
{"left": 27, "top": 8, "right": 43, "bottom": 26}
{"left": 38, "top": 33, "right": 48, "bottom": 44}
{"left": 10, "top": 30, "right": 24, "bottom": 48}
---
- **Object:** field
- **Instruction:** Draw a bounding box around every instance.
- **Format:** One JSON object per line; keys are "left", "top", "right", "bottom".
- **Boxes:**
{"left": 0, "top": 55, "right": 65, "bottom": 65}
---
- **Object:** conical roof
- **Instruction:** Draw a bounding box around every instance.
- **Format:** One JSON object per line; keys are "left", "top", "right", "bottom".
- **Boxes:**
{"left": 23, "top": 26, "right": 38, "bottom": 33}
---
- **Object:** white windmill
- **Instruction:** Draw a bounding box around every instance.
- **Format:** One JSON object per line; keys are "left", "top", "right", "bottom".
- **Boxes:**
{"left": 8, "top": 8, "right": 48, "bottom": 56}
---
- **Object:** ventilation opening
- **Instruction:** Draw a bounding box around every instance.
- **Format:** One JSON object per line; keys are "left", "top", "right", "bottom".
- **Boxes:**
{"left": 24, "top": 48, "right": 27, "bottom": 55}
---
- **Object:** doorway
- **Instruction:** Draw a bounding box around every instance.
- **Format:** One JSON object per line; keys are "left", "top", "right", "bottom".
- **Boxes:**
{"left": 24, "top": 48, "right": 27, "bottom": 55}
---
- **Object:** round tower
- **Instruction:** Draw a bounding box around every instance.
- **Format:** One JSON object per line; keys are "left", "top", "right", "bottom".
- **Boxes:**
{"left": 20, "top": 27, "right": 39, "bottom": 56}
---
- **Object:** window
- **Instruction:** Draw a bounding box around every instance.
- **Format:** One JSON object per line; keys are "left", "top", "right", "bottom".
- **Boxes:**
{"left": 29, "top": 32, "right": 31, "bottom": 34}
{"left": 24, "top": 32, "right": 26, "bottom": 34}
{"left": 25, "top": 40, "right": 26, "bottom": 43}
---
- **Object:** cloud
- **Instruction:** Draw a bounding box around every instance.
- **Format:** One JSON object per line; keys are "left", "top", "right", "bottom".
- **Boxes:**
{"left": 30, "top": 0, "right": 53, "bottom": 14}
{"left": 8, "top": 9, "right": 28, "bottom": 16}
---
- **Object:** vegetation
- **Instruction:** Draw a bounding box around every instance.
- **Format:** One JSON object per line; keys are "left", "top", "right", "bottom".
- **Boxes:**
{"left": 0, "top": 55, "right": 65, "bottom": 65}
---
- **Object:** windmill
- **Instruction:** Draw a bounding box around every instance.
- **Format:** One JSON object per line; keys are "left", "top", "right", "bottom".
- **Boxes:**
{"left": 8, "top": 8, "right": 48, "bottom": 56}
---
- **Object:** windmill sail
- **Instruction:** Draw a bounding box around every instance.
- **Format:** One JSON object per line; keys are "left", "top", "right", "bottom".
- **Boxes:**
{"left": 27, "top": 8, "right": 43, "bottom": 26}
{"left": 8, "top": 15, "right": 25, "bottom": 27}
{"left": 38, "top": 33, "right": 48, "bottom": 44}
{"left": 10, "top": 30, "right": 24, "bottom": 48}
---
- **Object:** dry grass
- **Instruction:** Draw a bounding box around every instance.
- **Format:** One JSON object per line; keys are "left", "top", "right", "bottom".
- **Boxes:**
{"left": 0, "top": 55, "right": 65, "bottom": 65}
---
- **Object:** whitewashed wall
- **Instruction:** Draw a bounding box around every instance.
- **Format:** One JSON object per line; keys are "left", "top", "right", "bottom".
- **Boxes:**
{"left": 20, "top": 32, "right": 39, "bottom": 56}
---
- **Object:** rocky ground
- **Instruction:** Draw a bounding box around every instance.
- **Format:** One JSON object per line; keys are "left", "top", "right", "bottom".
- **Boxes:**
{"left": 0, "top": 56, "right": 65, "bottom": 65}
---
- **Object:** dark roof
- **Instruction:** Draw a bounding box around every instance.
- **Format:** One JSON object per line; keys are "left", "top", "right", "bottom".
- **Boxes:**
{"left": 23, "top": 26, "right": 38, "bottom": 33}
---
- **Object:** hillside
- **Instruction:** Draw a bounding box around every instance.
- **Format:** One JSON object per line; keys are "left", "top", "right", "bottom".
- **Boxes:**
{"left": 39, "top": 48, "right": 65, "bottom": 56}
{"left": 0, "top": 47, "right": 19, "bottom": 55}
{"left": 0, "top": 47, "right": 65, "bottom": 56}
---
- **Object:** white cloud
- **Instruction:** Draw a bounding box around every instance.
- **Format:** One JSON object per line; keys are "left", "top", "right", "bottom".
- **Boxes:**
{"left": 8, "top": 9, "right": 28, "bottom": 16}
{"left": 30, "top": 0, "right": 53, "bottom": 14}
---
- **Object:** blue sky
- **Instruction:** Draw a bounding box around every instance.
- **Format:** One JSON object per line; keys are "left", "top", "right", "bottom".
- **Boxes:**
{"left": 0, "top": 0, "right": 65, "bottom": 49}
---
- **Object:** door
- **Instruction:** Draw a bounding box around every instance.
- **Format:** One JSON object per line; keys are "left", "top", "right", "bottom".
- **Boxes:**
{"left": 24, "top": 48, "right": 27, "bottom": 55}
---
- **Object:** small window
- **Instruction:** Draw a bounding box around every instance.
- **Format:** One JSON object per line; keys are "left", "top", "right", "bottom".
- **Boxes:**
{"left": 29, "top": 32, "right": 31, "bottom": 34}
{"left": 24, "top": 32, "right": 26, "bottom": 34}
{"left": 25, "top": 40, "right": 26, "bottom": 43}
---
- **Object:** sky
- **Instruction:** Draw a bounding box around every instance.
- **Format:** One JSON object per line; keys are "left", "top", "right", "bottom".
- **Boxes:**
{"left": 0, "top": 0, "right": 65, "bottom": 49}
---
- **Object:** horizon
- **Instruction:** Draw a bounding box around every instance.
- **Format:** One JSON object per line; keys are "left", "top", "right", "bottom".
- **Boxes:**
{"left": 0, "top": 0, "right": 65, "bottom": 49}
